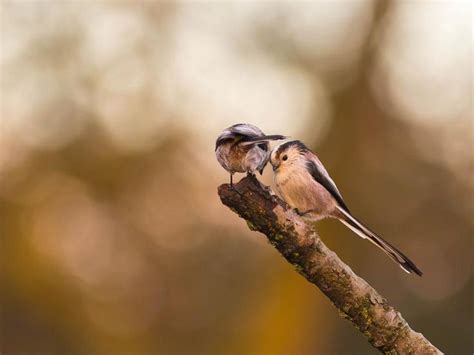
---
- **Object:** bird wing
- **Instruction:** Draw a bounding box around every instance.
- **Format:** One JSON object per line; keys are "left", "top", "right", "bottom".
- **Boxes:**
{"left": 305, "top": 154, "right": 350, "bottom": 213}
{"left": 229, "top": 123, "right": 264, "bottom": 138}
{"left": 215, "top": 124, "right": 270, "bottom": 151}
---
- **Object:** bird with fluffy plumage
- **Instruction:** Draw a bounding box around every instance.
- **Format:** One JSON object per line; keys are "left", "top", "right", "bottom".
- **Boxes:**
{"left": 270, "top": 139, "right": 422, "bottom": 276}
{"left": 215, "top": 123, "right": 285, "bottom": 185}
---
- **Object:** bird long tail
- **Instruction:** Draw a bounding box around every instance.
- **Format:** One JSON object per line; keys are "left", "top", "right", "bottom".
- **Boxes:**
{"left": 240, "top": 135, "right": 286, "bottom": 145}
{"left": 336, "top": 206, "right": 422, "bottom": 276}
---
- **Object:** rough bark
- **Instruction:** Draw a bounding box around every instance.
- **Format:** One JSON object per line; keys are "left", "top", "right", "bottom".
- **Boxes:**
{"left": 218, "top": 176, "right": 442, "bottom": 355}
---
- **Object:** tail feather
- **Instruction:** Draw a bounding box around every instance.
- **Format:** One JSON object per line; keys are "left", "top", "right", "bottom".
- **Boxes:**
{"left": 336, "top": 206, "right": 422, "bottom": 276}
{"left": 240, "top": 135, "right": 286, "bottom": 145}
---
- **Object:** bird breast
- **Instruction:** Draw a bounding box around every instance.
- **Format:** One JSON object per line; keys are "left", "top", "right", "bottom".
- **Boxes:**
{"left": 274, "top": 166, "right": 337, "bottom": 218}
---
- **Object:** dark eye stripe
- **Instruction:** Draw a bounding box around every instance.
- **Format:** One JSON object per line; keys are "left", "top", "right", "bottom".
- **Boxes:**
{"left": 275, "top": 140, "right": 308, "bottom": 158}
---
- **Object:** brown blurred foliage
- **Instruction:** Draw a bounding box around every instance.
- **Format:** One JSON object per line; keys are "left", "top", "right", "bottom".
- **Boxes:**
{"left": 1, "top": 1, "right": 472, "bottom": 354}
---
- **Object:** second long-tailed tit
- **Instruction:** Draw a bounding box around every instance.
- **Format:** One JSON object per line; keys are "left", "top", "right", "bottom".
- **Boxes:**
{"left": 270, "top": 140, "right": 422, "bottom": 276}
{"left": 215, "top": 123, "right": 285, "bottom": 185}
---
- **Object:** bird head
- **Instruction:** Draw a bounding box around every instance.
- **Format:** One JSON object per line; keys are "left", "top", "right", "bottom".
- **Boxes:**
{"left": 270, "top": 140, "right": 309, "bottom": 172}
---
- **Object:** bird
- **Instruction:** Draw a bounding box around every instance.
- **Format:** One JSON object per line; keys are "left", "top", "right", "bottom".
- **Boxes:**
{"left": 215, "top": 123, "right": 286, "bottom": 186}
{"left": 269, "top": 140, "right": 422, "bottom": 276}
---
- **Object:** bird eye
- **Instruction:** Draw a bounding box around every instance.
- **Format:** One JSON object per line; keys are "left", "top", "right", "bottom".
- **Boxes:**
{"left": 282, "top": 155, "right": 288, "bottom": 161}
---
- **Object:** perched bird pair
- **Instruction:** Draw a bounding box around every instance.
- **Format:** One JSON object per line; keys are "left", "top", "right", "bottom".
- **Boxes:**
{"left": 215, "top": 123, "right": 422, "bottom": 276}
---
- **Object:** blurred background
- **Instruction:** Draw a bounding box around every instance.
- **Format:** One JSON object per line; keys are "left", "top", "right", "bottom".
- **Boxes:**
{"left": 1, "top": 1, "right": 472, "bottom": 354}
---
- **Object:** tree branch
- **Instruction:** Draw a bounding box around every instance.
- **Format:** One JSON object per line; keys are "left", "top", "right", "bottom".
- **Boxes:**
{"left": 218, "top": 176, "right": 442, "bottom": 354}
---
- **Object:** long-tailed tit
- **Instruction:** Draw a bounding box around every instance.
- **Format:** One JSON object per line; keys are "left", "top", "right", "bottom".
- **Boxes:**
{"left": 270, "top": 140, "right": 422, "bottom": 276}
{"left": 215, "top": 124, "right": 286, "bottom": 185}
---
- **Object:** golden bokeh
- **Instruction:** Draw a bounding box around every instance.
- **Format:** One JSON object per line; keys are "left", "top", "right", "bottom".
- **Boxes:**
{"left": 1, "top": 1, "right": 472, "bottom": 354}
